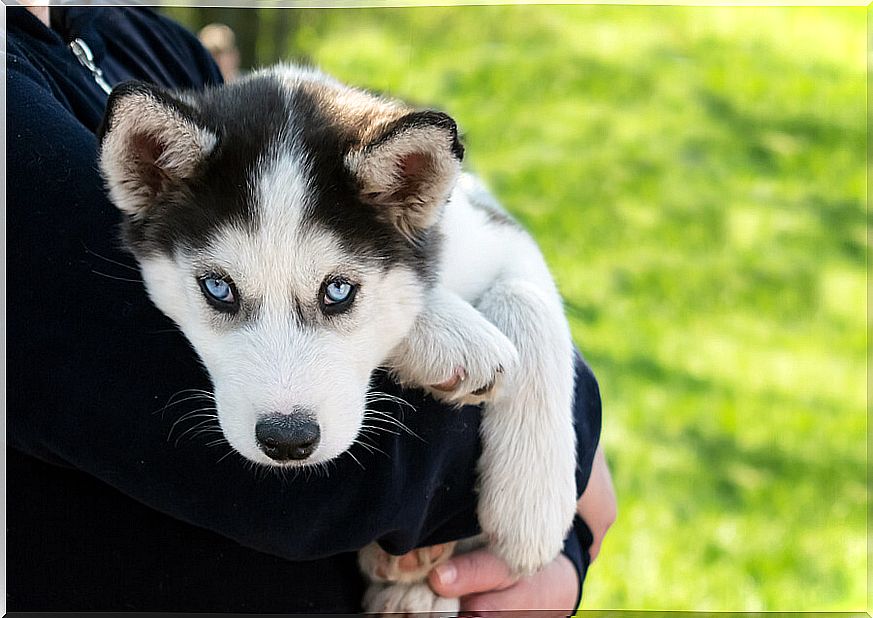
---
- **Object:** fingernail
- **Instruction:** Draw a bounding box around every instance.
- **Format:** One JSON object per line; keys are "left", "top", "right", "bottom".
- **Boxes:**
{"left": 434, "top": 562, "right": 456, "bottom": 585}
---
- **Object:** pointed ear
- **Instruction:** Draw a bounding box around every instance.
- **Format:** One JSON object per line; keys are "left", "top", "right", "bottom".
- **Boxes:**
{"left": 345, "top": 110, "right": 464, "bottom": 237}
{"left": 98, "top": 81, "right": 216, "bottom": 219}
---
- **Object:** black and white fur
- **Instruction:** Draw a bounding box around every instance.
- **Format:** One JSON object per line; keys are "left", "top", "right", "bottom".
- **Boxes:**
{"left": 98, "top": 65, "right": 577, "bottom": 612}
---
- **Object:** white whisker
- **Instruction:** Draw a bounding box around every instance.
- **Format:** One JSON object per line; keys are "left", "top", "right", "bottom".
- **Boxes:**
{"left": 365, "top": 409, "right": 423, "bottom": 441}
{"left": 154, "top": 389, "right": 215, "bottom": 417}
{"left": 90, "top": 270, "right": 142, "bottom": 284}
{"left": 346, "top": 449, "right": 365, "bottom": 470}
{"left": 82, "top": 244, "right": 140, "bottom": 272}
{"left": 366, "top": 390, "right": 415, "bottom": 410}
{"left": 168, "top": 408, "right": 218, "bottom": 442}
{"left": 216, "top": 448, "right": 238, "bottom": 465}
{"left": 175, "top": 417, "right": 221, "bottom": 446}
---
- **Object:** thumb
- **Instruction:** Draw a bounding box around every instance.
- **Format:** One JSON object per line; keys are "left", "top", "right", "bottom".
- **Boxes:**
{"left": 428, "top": 549, "right": 517, "bottom": 598}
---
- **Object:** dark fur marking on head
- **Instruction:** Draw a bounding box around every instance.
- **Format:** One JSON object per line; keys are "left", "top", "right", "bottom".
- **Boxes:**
{"left": 98, "top": 81, "right": 200, "bottom": 144}
{"left": 118, "top": 77, "right": 292, "bottom": 258}
{"left": 368, "top": 110, "right": 464, "bottom": 162}
{"left": 109, "top": 73, "right": 444, "bottom": 285}
{"left": 284, "top": 85, "right": 442, "bottom": 284}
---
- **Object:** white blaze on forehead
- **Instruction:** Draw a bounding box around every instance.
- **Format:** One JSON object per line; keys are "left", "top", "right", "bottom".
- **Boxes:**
{"left": 255, "top": 145, "right": 312, "bottom": 231}
{"left": 196, "top": 147, "right": 347, "bottom": 310}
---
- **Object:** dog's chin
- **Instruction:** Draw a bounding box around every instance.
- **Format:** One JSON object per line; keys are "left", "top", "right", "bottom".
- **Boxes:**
{"left": 227, "top": 444, "right": 338, "bottom": 469}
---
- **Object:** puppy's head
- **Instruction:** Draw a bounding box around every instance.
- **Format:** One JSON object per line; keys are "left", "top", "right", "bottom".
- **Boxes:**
{"left": 98, "top": 68, "right": 463, "bottom": 466}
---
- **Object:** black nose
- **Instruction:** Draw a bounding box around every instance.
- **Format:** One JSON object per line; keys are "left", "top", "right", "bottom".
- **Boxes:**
{"left": 255, "top": 413, "right": 320, "bottom": 462}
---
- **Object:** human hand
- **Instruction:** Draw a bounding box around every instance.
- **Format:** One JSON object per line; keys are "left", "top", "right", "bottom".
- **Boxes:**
{"left": 427, "top": 547, "right": 578, "bottom": 613}
{"left": 578, "top": 444, "right": 617, "bottom": 563}
{"left": 425, "top": 444, "right": 616, "bottom": 611}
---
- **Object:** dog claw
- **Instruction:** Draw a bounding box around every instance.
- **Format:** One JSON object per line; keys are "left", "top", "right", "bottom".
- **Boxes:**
{"left": 471, "top": 378, "right": 496, "bottom": 396}
{"left": 428, "top": 364, "right": 504, "bottom": 405}
{"left": 430, "top": 366, "right": 467, "bottom": 392}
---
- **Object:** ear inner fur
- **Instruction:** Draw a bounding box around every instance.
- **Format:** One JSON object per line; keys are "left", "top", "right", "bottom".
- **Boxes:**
{"left": 345, "top": 111, "right": 464, "bottom": 239}
{"left": 98, "top": 81, "right": 217, "bottom": 219}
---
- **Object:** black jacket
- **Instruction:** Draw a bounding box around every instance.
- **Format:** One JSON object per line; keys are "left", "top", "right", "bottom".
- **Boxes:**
{"left": 7, "top": 6, "right": 601, "bottom": 612}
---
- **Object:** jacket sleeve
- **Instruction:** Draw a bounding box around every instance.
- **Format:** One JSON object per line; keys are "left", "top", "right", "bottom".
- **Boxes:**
{"left": 7, "top": 45, "right": 602, "bottom": 562}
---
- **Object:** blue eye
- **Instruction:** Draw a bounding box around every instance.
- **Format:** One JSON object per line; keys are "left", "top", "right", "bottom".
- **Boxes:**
{"left": 198, "top": 275, "right": 238, "bottom": 311}
{"left": 204, "top": 278, "right": 232, "bottom": 301}
{"left": 322, "top": 278, "right": 357, "bottom": 313}
{"left": 324, "top": 281, "right": 352, "bottom": 303}
{"left": 325, "top": 281, "right": 352, "bottom": 303}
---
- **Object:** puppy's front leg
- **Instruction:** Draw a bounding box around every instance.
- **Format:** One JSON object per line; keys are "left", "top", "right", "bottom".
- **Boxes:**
{"left": 388, "top": 286, "right": 519, "bottom": 405}
{"left": 473, "top": 277, "right": 578, "bottom": 576}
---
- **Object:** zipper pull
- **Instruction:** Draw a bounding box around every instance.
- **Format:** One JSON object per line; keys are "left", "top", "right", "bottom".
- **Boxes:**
{"left": 69, "top": 38, "right": 113, "bottom": 95}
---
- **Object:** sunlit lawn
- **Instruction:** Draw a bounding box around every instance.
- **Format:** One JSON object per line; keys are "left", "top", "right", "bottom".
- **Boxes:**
{"left": 170, "top": 5, "right": 867, "bottom": 610}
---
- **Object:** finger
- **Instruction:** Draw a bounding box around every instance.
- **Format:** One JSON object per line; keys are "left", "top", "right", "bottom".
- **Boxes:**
{"left": 577, "top": 445, "right": 617, "bottom": 563}
{"left": 427, "top": 549, "right": 517, "bottom": 598}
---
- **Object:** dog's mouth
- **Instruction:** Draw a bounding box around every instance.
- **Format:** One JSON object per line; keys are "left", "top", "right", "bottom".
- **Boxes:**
{"left": 208, "top": 359, "right": 373, "bottom": 470}
{"left": 215, "top": 403, "right": 364, "bottom": 469}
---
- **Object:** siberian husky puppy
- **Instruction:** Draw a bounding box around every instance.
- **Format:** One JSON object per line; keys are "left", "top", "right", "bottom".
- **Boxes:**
{"left": 98, "top": 65, "right": 577, "bottom": 612}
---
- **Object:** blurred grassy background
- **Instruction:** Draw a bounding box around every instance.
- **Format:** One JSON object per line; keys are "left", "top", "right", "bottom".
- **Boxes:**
{"left": 164, "top": 5, "right": 867, "bottom": 611}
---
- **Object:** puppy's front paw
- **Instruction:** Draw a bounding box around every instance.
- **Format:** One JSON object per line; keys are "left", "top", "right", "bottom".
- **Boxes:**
{"left": 477, "top": 464, "right": 577, "bottom": 576}
{"left": 359, "top": 542, "right": 460, "bottom": 615}
{"left": 428, "top": 361, "right": 506, "bottom": 407}
{"left": 392, "top": 311, "right": 519, "bottom": 406}
{"left": 359, "top": 541, "right": 455, "bottom": 585}
{"left": 363, "top": 582, "right": 460, "bottom": 615}
{"left": 478, "top": 500, "right": 573, "bottom": 577}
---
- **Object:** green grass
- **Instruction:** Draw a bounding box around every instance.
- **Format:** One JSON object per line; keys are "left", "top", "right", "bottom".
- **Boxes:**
{"left": 170, "top": 5, "right": 867, "bottom": 610}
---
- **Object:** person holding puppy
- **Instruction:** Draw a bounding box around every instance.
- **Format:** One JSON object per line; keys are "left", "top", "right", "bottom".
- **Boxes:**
{"left": 8, "top": 4, "right": 615, "bottom": 612}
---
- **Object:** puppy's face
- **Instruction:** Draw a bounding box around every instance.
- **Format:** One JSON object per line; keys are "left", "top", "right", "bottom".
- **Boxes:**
{"left": 98, "top": 68, "right": 463, "bottom": 466}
